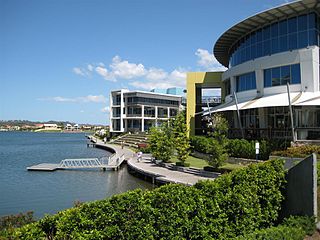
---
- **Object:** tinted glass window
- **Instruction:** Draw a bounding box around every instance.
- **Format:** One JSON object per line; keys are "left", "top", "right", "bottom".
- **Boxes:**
{"left": 308, "top": 13, "right": 316, "bottom": 29}
{"left": 281, "top": 65, "right": 290, "bottom": 85}
{"left": 264, "top": 69, "right": 272, "bottom": 87}
{"left": 298, "top": 15, "right": 308, "bottom": 31}
{"left": 263, "top": 26, "right": 271, "bottom": 39}
{"left": 288, "top": 17, "right": 297, "bottom": 33}
{"left": 288, "top": 33, "right": 297, "bottom": 49}
{"left": 228, "top": 13, "right": 318, "bottom": 67}
{"left": 309, "top": 29, "right": 318, "bottom": 46}
{"left": 236, "top": 72, "right": 256, "bottom": 92}
{"left": 271, "top": 22, "right": 279, "bottom": 37}
{"left": 291, "top": 64, "right": 301, "bottom": 84}
{"left": 279, "top": 20, "right": 287, "bottom": 36}
{"left": 298, "top": 31, "right": 308, "bottom": 48}
{"left": 272, "top": 67, "right": 281, "bottom": 86}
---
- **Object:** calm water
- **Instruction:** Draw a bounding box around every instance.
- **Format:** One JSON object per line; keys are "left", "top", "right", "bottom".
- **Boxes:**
{"left": 0, "top": 132, "right": 152, "bottom": 218}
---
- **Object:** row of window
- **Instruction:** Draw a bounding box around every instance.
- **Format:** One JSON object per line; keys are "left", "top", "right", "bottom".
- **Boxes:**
{"left": 231, "top": 64, "right": 301, "bottom": 93}
{"left": 264, "top": 64, "right": 301, "bottom": 87}
{"left": 236, "top": 72, "right": 256, "bottom": 92}
{"left": 127, "top": 97, "right": 179, "bottom": 106}
{"left": 229, "top": 13, "right": 319, "bottom": 67}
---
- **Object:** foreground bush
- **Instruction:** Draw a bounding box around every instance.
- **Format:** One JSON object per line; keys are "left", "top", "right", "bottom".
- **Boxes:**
{"left": 235, "top": 216, "right": 315, "bottom": 240}
{"left": 0, "top": 212, "right": 35, "bottom": 239}
{"left": 15, "top": 159, "right": 286, "bottom": 239}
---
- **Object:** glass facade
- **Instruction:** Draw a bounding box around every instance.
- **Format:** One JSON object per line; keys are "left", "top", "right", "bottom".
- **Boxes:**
{"left": 127, "top": 96, "right": 179, "bottom": 107}
{"left": 229, "top": 13, "right": 319, "bottom": 67}
{"left": 236, "top": 72, "right": 256, "bottom": 92}
{"left": 264, "top": 64, "right": 301, "bottom": 87}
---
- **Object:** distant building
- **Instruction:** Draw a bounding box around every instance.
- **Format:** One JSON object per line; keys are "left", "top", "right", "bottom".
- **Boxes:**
{"left": 65, "top": 124, "right": 72, "bottom": 131}
{"left": 43, "top": 124, "right": 59, "bottom": 130}
{"left": 110, "top": 89, "right": 182, "bottom": 134}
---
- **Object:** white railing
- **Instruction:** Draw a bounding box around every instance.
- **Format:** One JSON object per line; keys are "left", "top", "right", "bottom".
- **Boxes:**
{"left": 58, "top": 154, "right": 125, "bottom": 169}
{"left": 59, "top": 158, "right": 103, "bottom": 168}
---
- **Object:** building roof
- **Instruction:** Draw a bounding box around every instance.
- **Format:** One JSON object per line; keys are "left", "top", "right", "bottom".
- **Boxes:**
{"left": 112, "top": 89, "right": 182, "bottom": 99}
{"left": 214, "top": 0, "right": 320, "bottom": 67}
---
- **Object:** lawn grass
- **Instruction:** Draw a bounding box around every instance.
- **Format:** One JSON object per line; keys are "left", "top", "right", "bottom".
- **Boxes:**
{"left": 170, "top": 155, "right": 208, "bottom": 168}
{"left": 170, "top": 155, "right": 245, "bottom": 171}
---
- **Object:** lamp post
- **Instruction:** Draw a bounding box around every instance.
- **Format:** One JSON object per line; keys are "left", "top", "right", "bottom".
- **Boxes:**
{"left": 255, "top": 141, "right": 260, "bottom": 161}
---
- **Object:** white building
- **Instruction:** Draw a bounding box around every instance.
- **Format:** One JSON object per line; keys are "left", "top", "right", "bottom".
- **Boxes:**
{"left": 110, "top": 89, "right": 182, "bottom": 134}
{"left": 210, "top": 0, "right": 320, "bottom": 141}
{"left": 43, "top": 124, "right": 59, "bottom": 130}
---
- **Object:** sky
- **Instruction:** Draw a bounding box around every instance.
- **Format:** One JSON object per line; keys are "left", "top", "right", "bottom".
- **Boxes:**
{"left": 0, "top": 0, "right": 292, "bottom": 125}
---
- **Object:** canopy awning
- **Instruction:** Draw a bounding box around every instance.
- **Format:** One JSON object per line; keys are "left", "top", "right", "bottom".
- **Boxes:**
{"left": 294, "top": 92, "right": 320, "bottom": 106}
{"left": 201, "top": 91, "right": 320, "bottom": 116}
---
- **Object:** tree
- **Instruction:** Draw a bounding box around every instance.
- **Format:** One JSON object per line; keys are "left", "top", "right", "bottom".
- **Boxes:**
{"left": 207, "top": 113, "right": 229, "bottom": 168}
{"left": 172, "top": 111, "right": 190, "bottom": 164}
{"left": 149, "top": 123, "right": 174, "bottom": 162}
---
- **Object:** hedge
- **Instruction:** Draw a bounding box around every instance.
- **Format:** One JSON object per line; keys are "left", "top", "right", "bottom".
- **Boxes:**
{"left": 235, "top": 216, "right": 315, "bottom": 240}
{"left": 190, "top": 136, "right": 271, "bottom": 160}
{"left": 272, "top": 145, "right": 320, "bottom": 158}
{"left": 14, "top": 159, "right": 286, "bottom": 239}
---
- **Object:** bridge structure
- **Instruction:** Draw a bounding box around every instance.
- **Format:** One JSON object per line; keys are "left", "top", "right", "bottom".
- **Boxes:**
{"left": 27, "top": 153, "right": 126, "bottom": 171}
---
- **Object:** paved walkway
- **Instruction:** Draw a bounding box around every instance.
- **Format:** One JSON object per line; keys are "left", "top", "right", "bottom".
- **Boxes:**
{"left": 92, "top": 137, "right": 215, "bottom": 185}
{"left": 127, "top": 157, "right": 214, "bottom": 186}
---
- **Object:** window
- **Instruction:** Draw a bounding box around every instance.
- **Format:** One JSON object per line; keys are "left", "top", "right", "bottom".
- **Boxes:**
{"left": 272, "top": 67, "right": 281, "bottom": 86}
{"left": 291, "top": 64, "right": 301, "bottom": 84}
{"left": 264, "top": 64, "right": 301, "bottom": 87}
{"left": 264, "top": 69, "right": 272, "bottom": 87}
{"left": 236, "top": 72, "right": 256, "bottom": 92}
{"left": 228, "top": 12, "right": 319, "bottom": 67}
{"left": 224, "top": 79, "right": 231, "bottom": 96}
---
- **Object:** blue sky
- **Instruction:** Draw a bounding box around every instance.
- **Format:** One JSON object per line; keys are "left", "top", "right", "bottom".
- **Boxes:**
{"left": 1, "top": 0, "right": 290, "bottom": 124}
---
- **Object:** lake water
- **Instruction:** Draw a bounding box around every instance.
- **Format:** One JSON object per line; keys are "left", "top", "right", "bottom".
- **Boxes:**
{"left": 0, "top": 132, "right": 152, "bottom": 218}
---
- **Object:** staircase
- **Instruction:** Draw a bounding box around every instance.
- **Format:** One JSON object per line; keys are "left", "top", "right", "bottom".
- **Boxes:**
{"left": 112, "top": 132, "right": 149, "bottom": 148}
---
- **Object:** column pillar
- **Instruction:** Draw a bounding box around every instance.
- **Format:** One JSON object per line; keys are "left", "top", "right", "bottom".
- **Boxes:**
{"left": 155, "top": 106, "right": 158, "bottom": 127}
{"left": 141, "top": 105, "right": 145, "bottom": 132}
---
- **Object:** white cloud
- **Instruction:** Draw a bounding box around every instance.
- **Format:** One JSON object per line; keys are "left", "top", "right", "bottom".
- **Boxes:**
{"left": 80, "top": 110, "right": 85, "bottom": 113}
{"left": 38, "top": 95, "right": 107, "bottom": 103}
{"left": 72, "top": 48, "right": 222, "bottom": 91}
{"left": 110, "top": 56, "right": 146, "bottom": 79}
{"left": 195, "top": 48, "right": 227, "bottom": 71}
{"left": 87, "top": 64, "right": 94, "bottom": 72}
{"left": 146, "top": 68, "right": 168, "bottom": 81}
{"left": 101, "top": 106, "right": 110, "bottom": 113}
{"left": 95, "top": 66, "right": 116, "bottom": 82}
{"left": 81, "top": 95, "right": 107, "bottom": 103}
{"left": 130, "top": 68, "right": 187, "bottom": 90}
{"left": 73, "top": 67, "right": 86, "bottom": 76}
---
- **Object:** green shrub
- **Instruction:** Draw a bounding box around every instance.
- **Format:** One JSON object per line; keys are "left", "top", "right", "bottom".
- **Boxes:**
{"left": 191, "top": 137, "right": 272, "bottom": 160}
{"left": 283, "top": 215, "right": 316, "bottom": 236}
{"left": 235, "top": 225, "right": 306, "bottom": 240}
{"left": 175, "top": 162, "right": 191, "bottom": 167}
{"left": 14, "top": 159, "right": 286, "bottom": 240}
{"left": 226, "top": 139, "right": 270, "bottom": 160}
{"left": 0, "top": 211, "right": 35, "bottom": 239}
{"left": 190, "top": 136, "right": 212, "bottom": 154}
{"left": 235, "top": 216, "right": 315, "bottom": 240}
{"left": 272, "top": 145, "right": 320, "bottom": 158}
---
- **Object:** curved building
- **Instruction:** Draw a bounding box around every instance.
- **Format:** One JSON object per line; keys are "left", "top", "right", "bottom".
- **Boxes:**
{"left": 188, "top": 0, "right": 320, "bottom": 140}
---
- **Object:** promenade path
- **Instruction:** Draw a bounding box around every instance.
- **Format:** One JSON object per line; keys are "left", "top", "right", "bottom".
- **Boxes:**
{"left": 92, "top": 138, "right": 216, "bottom": 185}
{"left": 127, "top": 157, "right": 214, "bottom": 186}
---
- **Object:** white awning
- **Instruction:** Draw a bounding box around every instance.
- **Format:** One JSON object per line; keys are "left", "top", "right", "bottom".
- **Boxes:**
{"left": 202, "top": 92, "right": 305, "bottom": 116}
{"left": 294, "top": 92, "right": 320, "bottom": 106}
{"left": 240, "top": 92, "right": 302, "bottom": 110}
